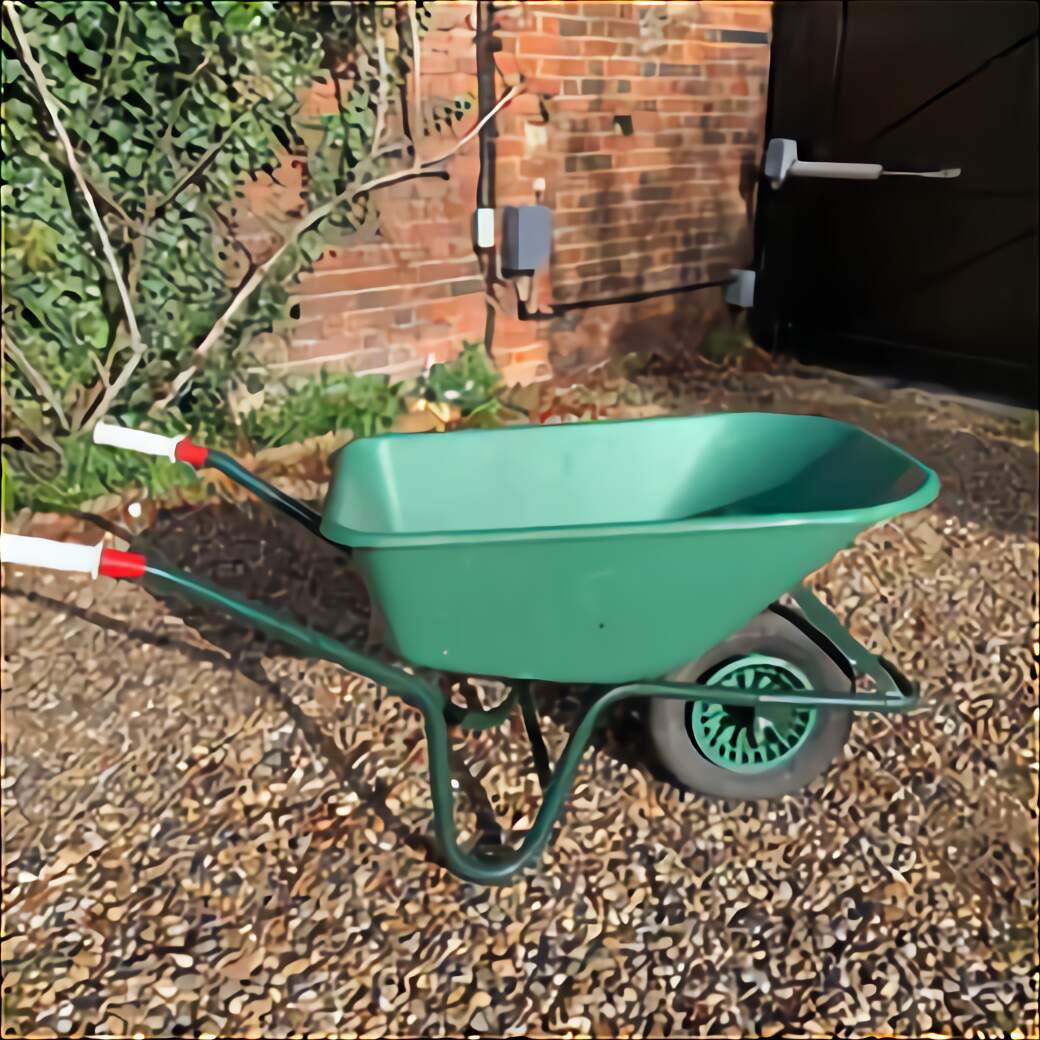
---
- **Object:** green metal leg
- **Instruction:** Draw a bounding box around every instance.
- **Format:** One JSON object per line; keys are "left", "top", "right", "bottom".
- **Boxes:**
{"left": 145, "top": 565, "right": 920, "bottom": 884}
{"left": 519, "top": 684, "right": 553, "bottom": 790}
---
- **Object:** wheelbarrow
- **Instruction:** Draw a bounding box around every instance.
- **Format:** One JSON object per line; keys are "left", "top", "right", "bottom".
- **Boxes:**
{"left": 0, "top": 412, "right": 940, "bottom": 884}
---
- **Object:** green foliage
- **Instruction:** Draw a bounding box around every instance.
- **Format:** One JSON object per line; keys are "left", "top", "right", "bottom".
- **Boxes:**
{"left": 6, "top": 342, "right": 510, "bottom": 515}
{"left": 1, "top": 456, "right": 14, "bottom": 516}
{"left": 2, "top": 1, "right": 334, "bottom": 422}
{"left": 418, "top": 342, "right": 503, "bottom": 414}
{"left": 1, "top": 0, "right": 476, "bottom": 512}
{"left": 20, "top": 429, "right": 205, "bottom": 513}
{"left": 240, "top": 369, "right": 404, "bottom": 447}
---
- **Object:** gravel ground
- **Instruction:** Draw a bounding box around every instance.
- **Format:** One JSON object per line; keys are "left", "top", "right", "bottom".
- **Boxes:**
{"left": 2, "top": 357, "right": 1037, "bottom": 1038}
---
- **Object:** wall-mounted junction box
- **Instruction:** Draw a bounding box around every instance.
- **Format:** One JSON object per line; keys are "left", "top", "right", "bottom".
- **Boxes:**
{"left": 502, "top": 204, "right": 553, "bottom": 274}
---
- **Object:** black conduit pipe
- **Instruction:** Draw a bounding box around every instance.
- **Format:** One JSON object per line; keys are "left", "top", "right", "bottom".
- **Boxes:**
{"left": 475, "top": 0, "right": 499, "bottom": 349}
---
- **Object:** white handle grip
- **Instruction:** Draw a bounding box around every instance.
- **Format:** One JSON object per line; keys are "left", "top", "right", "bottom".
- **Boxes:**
{"left": 93, "top": 422, "right": 182, "bottom": 461}
{"left": 0, "top": 533, "right": 103, "bottom": 578}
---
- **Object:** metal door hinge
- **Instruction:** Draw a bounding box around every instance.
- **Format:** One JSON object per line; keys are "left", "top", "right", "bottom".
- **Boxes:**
{"left": 725, "top": 269, "right": 756, "bottom": 308}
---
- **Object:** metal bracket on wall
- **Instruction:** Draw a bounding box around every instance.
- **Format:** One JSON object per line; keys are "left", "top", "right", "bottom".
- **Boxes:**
{"left": 765, "top": 138, "right": 960, "bottom": 189}
{"left": 725, "top": 270, "right": 756, "bottom": 308}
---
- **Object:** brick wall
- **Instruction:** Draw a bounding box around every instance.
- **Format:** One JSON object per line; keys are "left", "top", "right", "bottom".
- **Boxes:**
{"left": 239, "top": 1, "right": 771, "bottom": 385}
{"left": 495, "top": 0, "right": 771, "bottom": 372}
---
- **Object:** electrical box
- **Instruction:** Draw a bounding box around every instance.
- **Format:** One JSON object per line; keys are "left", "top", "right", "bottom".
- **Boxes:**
{"left": 502, "top": 205, "right": 553, "bottom": 274}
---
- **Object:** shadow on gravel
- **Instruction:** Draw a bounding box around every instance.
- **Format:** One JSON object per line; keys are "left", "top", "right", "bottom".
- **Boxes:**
{"left": 121, "top": 498, "right": 656, "bottom": 852}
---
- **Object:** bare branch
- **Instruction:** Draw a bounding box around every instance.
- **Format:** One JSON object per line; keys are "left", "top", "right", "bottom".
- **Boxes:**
{"left": 73, "top": 163, "right": 141, "bottom": 232}
{"left": 205, "top": 199, "right": 257, "bottom": 271}
{"left": 372, "top": 21, "right": 389, "bottom": 154}
{"left": 121, "top": 197, "right": 156, "bottom": 357}
{"left": 422, "top": 84, "right": 520, "bottom": 166}
{"left": 1, "top": 331, "right": 69, "bottom": 431}
{"left": 87, "top": 1, "right": 126, "bottom": 124}
{"left": 89, "top": 350, "right": 112, "bottom": 389}
{"left": 391, "top": 0, "right": 416, "bottom": 151}
{"left": 153, "top": 84, "right": 522, "bottom": 411}
{"left": 6, "top": 4, "right": 145, "bottom": 429}
{"left": 153, "top": 105, "right": 257, "bottom": 215}
{"left": 152, "top": 54, "right": 211, "bottom": 177}
{"left": 8, "top": 17, "right": 142, "bottom": 233}
{"left": 31, "top": 111, "right": 142, "bottom": 231}
{"left": 407, "top": 1, "right": 424, "bottom": 149}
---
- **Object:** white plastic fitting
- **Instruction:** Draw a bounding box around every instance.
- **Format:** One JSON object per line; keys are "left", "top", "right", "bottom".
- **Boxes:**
{"left": 474, "top": 207, "right": 495, "bottom": 248}
{"left": 93, "top": 422, "right": 182, "bottom": 461}
{"left": 0, "top": 533, "right": 104, "bottom": 578}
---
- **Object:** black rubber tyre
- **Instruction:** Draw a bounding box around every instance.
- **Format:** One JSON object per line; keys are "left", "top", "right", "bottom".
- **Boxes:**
{"left": 648, "top": 608, "right": 854, "bottom": 800}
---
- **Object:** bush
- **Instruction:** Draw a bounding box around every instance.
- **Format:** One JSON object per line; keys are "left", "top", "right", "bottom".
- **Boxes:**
{"left": 1, "top": 1, "right": 478, "bottom": 512}
{"left": 4, "top": 342, "right": 507, "bottom": 515}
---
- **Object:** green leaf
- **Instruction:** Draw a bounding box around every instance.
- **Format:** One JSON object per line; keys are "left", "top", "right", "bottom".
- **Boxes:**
{"left": 1, "top": 456, "right": 15, "bottom": 518}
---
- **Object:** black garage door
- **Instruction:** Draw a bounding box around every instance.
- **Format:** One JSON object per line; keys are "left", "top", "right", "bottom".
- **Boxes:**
{"left": 752, "top": 0, "right": 1038, "bottom": 406}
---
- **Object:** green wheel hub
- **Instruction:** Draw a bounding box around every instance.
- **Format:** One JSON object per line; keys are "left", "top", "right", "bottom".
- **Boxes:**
{"left": 687, "top": 654, "right": 818, "bottom": 773}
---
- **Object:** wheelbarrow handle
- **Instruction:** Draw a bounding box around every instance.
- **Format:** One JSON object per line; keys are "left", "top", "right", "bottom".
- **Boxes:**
{"left": 1, "top": 535, "right": 927, "bottom": 884}
{"left": 0, "top": 533, "right": 146, "bottom": 579}
{"left": 91, "top": 422, "right": 324, "bottom": 538}
{"left": 0, "top": 533, "right": 560, "bottom": 883}
{"left": 92, "top": 422, "right": 196, "bottom": 463}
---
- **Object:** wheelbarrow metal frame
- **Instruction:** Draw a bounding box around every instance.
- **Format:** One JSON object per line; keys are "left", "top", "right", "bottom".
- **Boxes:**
{"left": 1, "top": 428, "right": 925, "bottom": 885}
{"left": 140, "top": 449, "right": 920, "bottom": 885}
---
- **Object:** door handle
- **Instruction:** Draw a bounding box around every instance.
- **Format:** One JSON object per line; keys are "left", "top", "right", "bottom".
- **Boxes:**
{"left": 765, "top": 139, "right": 960, "bottom": 188}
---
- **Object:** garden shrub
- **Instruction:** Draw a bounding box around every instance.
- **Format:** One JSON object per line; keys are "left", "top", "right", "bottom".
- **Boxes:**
{"left": 6, "top": 342, "right": 508, "bottom": 514}
{"left": 1, "top": 0, "right": 482, "bottom": 514}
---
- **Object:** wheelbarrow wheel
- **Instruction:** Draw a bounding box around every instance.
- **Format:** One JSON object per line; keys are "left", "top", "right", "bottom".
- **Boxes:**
{"left": 648, "top": 608, "right": 853, "bottom": 800}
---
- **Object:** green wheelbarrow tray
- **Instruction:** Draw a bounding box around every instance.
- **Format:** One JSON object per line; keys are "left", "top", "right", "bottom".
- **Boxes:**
{"left": 1, "top": 413, "right": 940, "bottom": 885}
{"left": 321, "top": 413, "right": 939, "bottom": 683}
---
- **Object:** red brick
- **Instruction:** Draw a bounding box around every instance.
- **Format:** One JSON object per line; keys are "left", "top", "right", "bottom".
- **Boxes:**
{"left": 412, "top": 258, "right": 481, "bottom": 283}
{"left": 550, "top": 97, "right": 595, "bottom": 113}
{"left": 495, "top": 51, "right": 524, "bottom": 79}
{"left": 506, "top": 344, "right": 551, "bottom": 365}
{"left": 493, "top": 319, "right": 546, "bottom": 349}
{"left": 524, "top": 75, "right": 562, "bottom": 96}
{"left": 294, "top": 266, "right": 412, "bottom": 297}
{"left": 517, "top": 33, "right": 570, "bottom": 57}
{"left": 493, "top": 136, "right": 527, "bottom": 159}
{"left": 536, "top": 56, "right": 593, "bottom": 77}
{"left": 422, "top": 50, "right": 458, "bottom": 75}
{"left": 583, "top": 2, "right": 626, "bottom": 21}
{"left": 579, "top": 39, "right": 618, "bottom": 57}
{"left": 606, "top": 57, "right": 643, "bottom": 77}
